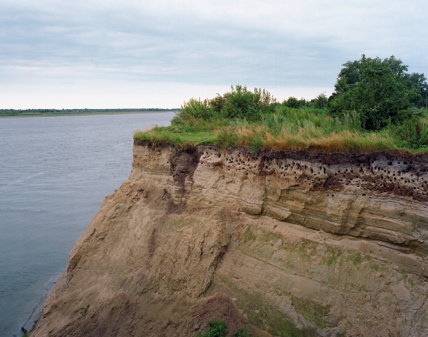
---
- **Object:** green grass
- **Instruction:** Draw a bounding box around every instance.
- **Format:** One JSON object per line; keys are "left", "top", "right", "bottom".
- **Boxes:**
{"left": 135, "top": 126, "right": 217, "bottom": 147}
{"left": 134, "top": 113, "right": 428, "bottom": 153}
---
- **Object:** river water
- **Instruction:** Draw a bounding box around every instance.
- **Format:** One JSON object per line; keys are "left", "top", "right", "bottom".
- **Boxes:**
{"left": 0, "top": 112, "right": 175, "bottom": 336}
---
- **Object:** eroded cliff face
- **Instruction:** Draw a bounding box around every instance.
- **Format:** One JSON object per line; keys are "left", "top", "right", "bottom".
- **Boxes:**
{"left": 31, "top": 141, "right": 428, "bottom": 337}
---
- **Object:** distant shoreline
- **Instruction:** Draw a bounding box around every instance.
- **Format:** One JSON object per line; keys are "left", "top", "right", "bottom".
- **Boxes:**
{"left": 0, "top": 109, "right": 179, "bottom": 118}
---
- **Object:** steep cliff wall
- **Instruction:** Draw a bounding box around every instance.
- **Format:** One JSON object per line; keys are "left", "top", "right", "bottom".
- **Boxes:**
{"left": 32, "top": 141, "right": 428, "bottom": 337}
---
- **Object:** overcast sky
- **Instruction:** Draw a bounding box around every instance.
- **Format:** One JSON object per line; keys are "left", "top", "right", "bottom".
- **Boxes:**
{"left": 1, "top": 0, "right": 427, "bottom": 109}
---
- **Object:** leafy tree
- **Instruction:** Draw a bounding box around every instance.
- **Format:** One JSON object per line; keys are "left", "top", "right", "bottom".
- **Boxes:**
{"left": 333, "top": 59, "right": 361, "bottom": 95}
{"left": 329, "top": 55, "right": 427, "bottom": 130}
{"left": 403, "top": 72, "right": 428, "bottom": 108}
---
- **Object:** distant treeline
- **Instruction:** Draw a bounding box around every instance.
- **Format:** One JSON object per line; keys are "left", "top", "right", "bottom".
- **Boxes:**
{"left": 0, "top": 108, "right": 179, "bottom": 117}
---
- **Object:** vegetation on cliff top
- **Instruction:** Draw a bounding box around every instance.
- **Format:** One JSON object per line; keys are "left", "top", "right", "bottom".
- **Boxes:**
{"left": 134, "top": 55, "right": 428, "bottom": 153}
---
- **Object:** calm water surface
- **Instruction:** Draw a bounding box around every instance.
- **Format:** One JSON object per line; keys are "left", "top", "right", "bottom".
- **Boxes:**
{"left": 0, "top": 112, "right": 174, "bottom": 336}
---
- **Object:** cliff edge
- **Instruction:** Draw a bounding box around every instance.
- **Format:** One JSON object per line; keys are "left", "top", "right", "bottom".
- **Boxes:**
{"left": 31, "top": 141, "right": 428, "bottom": 337}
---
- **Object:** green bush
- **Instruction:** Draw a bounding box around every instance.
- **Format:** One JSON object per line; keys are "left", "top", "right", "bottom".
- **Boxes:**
{"left": 174, "top": 85, "right": 276, "bottom": 125}
{"left": 310, "top": 93, "right": 328, "bottom": 109}
{"left": 176, "top": 98, "right": 213, "bottom": 121}
{"left": 283, "top": 97, "right": 306, "bottom": 109}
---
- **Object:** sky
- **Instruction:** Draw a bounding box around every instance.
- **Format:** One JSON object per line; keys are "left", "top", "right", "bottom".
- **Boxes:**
{"left": 0, "top": 0, "right": 427, "bottom": 109}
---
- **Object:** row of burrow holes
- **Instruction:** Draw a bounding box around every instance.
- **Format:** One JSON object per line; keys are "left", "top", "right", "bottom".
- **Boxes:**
{"left": 202, "top": 152, "right": 428, "bottom": 194}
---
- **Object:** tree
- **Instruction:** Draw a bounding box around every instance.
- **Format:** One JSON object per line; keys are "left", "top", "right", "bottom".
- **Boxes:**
{"left": 329, "top": 55, "right": 427, "bottom": 130}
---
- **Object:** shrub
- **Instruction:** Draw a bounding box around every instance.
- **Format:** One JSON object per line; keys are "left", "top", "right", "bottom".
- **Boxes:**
{"left": 174, "top": 85, "right": 276, "bottom": 125}
{"left": 283, "top": 96, "right": 306, "bottom": 109}
{"left": 176, "top": 98, "right": 213, "bottom": 122}
{"left": 197, "top": 321, "right": 228, "bottom": 337}
{"left": 310, "top": 93, "right": 328, "bottom": 109}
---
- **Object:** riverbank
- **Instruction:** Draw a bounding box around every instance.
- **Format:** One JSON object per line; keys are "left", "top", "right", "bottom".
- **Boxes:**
{"left": 0, "top": 108, "right": 178, "bottom": 118}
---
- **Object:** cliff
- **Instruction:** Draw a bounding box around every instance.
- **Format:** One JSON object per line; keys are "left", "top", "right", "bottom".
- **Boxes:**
{"left": 31, "top": 141, "right": 428, "bottom": 337}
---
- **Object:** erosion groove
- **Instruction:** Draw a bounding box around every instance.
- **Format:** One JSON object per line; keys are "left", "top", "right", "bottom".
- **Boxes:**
{"left": 32, "top": 142, "right": 428, "bottom": 337}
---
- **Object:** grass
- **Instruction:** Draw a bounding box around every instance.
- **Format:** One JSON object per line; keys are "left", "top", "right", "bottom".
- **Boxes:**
{"left": 135, "top": 126, "right": 218, "bottom": 147}
{"left": 134, "top": 112, "right": 427, "bottom": 154}
{"left": 134, "top": 88, "right": 428, "bottom": 154}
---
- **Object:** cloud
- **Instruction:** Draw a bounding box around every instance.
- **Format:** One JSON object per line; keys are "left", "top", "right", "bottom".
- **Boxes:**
{"left": 0, "top": 0, "right": 427, "bottom": 108}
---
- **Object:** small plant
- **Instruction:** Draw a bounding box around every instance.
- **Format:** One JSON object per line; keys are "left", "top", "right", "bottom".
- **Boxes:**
{"left": 233, "top": 326, "right": 255, "bottom": 337}
{"left": 78, "top": 305, "right": 89, "bottom": 318}
{"left": 196, "top": 321, "right": 257, "bottom": 337}
{"left": 197, "top": 320, "right": 228, "bottom": 337}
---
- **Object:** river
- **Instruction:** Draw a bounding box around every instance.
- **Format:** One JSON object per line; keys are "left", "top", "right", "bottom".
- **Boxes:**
{"left": 0, "top": 112, "right": 175, "bottom": 336}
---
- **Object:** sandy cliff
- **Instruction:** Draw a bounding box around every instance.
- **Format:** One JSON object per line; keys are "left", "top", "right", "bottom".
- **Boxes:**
{"left": 31, "top": 141, "right": 428, "bottom": 337}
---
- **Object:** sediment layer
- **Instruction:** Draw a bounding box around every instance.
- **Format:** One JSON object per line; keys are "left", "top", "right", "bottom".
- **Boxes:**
{"left": 32, "top": 142, "right": 428, "bottom": 337}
